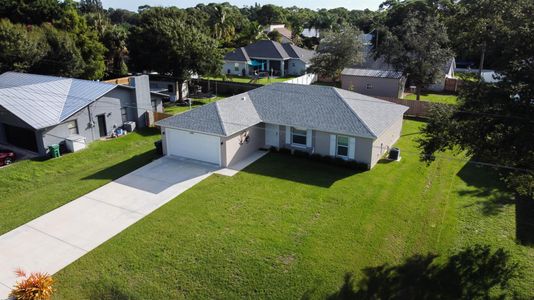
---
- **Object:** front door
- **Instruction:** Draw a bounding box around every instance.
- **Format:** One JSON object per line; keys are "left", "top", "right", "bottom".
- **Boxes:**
{"left": 96, "top": 115, "right": 107, "bottom": 137}
{"left": 265, "top": 124, "right": 279, "bottom": 148}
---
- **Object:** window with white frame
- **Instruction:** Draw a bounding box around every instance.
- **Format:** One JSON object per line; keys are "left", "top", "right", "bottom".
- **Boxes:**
{"left": 66, "top": 120, "right": 78, "bottom": 135}
{"left": 151, "top": 99, "right": 157, "bottom": 111}
{"left": 234, "top": 63, "right": 240, "bottom": 71}
{"left": 291, "top": 127, "right": 307, "bottom": 146}
{"left": 337, "top": 136, "right": 349, "bottom": 157}
{"left": 121, "top": 108, "right": 128, "bottom": 123}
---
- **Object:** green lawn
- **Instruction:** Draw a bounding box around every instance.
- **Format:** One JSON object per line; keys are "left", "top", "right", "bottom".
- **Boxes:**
{"left": 404, "top": 92, "right": 459, "bottom": 104}
{"left": 163, "top": 96, "right": 226, "bottom": 115}
{"left": 52, "top": 120, "right": 533, "bottom": 299}
{"left": 0, "top": 128, "right": 161, "bottom": 235}
{"left": 203, "top": 75, "right": 296, "bottom": 85}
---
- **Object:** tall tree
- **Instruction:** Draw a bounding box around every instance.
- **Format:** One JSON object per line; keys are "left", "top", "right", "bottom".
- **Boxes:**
{"left": 308, "top": 27, "right": 364, "bottom": 81}
{"left": 374, "top": 0, "right": 453, "bottom": 100}
{"left": 0, "top": 19, "right": 48, "bottom": 73}
{"left": 418, "top": 0, "right": 534, "bottom": 242}
{"left": 31, "top": 24, "right": 85, "bottom": 78}
{"left": 101, "top": 25, "right": 129, "bottom": 78}
{"left": 0, "top": 0, "right": 63, "bottom": 25}
{"left": 129, "top": 7, "right": 222, "bottom": 101}
{"left": 55, "top": 1, "right": 107, "bottom": 79}
{"left": 79, "top": 0, "right": 104, "bottom": 14}
{"left": 256, "top": 4, "right": 287, "bottom": 25}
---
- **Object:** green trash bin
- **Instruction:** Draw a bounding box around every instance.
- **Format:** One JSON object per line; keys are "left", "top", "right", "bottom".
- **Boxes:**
{"left": 49, "top": 144, "right": 60, "bottom": 158}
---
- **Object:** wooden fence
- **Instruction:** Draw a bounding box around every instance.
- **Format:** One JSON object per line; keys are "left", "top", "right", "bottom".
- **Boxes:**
{"left": 376, "top": 97, "right": 452, "bottom": 118}
{"left": 151, "top": 112, "right": 173, "bottom": 127}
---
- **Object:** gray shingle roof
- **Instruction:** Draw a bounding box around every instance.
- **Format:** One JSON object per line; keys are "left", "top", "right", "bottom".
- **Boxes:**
{"left": 341, "top": 68, "right": 404, "bottom": 79}
{"left": 0, "top": 72, "right": 117, "bottom": 129}
{"left": 281, "top": 43, "right": 316, "bottom": 64}
{"left": 224, "top": 40, "right": 315, "bottom": 63}
{"left": 157, "top": 83, "right": 408, "bottom": 139}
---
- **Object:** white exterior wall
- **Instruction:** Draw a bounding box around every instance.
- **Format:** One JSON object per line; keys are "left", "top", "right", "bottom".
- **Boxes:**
{"left": 164, "top": 128, "right": 221, "bottom": 165}
{"left": 222, "top": 61, "right": 248, "bottom": 76}
{"left": 370, "top": 117, "right": 404, "bottom": 168}
{"left": 287, "top": 59, "right": 308, "bottom": 76}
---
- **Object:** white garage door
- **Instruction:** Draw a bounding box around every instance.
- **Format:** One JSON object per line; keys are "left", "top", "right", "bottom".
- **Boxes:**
{"left": 166, "top": 129, "right": 221, "bottom": 165}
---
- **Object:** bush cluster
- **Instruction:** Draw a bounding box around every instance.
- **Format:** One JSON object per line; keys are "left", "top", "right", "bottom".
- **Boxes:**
{"left": 269, "top": 146, "right": 369, "bottom": 171}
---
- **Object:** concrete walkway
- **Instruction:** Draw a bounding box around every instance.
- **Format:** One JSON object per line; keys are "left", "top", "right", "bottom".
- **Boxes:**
{"left": 0, "top": 152, "right": 266, "bottom": 298}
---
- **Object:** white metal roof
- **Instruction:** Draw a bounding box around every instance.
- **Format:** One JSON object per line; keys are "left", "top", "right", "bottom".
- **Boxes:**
{"left": 0, "top": 72, "right": 118, "bottom": 129}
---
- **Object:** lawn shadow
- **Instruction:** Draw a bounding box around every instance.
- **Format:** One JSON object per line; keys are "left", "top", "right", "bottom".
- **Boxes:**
{"left": 88, "top": 281, "right": 138, "bottom": 300}
{"left": 321, "top": 245, "right": 518, "bottom": 300}
{"left": 242, "top": 153, "right": 364, "bottom": 188}
{"left": 133, "top": 127, "right": 161, "bottom": 137}
{"left": 83, "top": 150, "right": 159, "bottom": 181}
{"left": 456, "top": 162, "right": 515, "bottom": 216}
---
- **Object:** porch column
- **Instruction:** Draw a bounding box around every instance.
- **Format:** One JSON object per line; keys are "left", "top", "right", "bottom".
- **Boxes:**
{"left": 266, "top": 60, "right": 270, "bottom": 76}
{"left": 280, "top": 60, "right": 285, "bottom": 77}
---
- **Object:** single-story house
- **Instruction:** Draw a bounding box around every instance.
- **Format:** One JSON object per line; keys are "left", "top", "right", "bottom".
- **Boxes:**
{"left": 341, "top": 68, "right": 406, "bottom": 98}
{"left": 264, "top": 24, "right": 293, "bottom": 44}
{"left": 156, "top": 83, "right": 408, "bottom": 169}
{"left": 344, "top": 34, "right": 456, "bottom": 95}
{"left": 223, "top": 40, "right": 316, "bottom": 77}
{"left": 0, "top": 72, "right": 164, "bottom": 156}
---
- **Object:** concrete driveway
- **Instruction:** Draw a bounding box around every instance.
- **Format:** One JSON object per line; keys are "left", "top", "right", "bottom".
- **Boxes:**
{"left": 0, "top": 156, "right": 218, "bottom": 298}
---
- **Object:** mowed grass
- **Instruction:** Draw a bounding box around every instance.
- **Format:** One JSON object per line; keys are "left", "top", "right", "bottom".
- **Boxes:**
{"left": 53, "top": 120, "right": 533, "bottom": 299}
{"left": 0, "top": 128, "right": 161, "bottom": 235}
{"left": 163, "top": 96, "right": 225, "bottom": 115}
{"left": 404, "top": 92, "right": 458, "bottom": 104}
{"left": 203, "top": 75, "right": 296, "bottom": 85}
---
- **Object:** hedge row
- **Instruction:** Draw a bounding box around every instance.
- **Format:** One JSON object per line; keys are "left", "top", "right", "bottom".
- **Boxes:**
{"left": 270, "top": 146, "right": 369, "bottom": 171}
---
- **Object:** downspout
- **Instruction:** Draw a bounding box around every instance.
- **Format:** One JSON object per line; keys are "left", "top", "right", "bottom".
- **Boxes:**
{"left": 88, "top": 104, "right": 95, "bottom": 141}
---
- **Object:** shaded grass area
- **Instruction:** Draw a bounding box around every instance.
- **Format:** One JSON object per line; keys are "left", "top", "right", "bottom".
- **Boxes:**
{"left": 163, "top": 96, "right": 225, "bottom": 115}
{"left": 404, "top": 92, "right": 458, "bottom": 104}
{"left": 0, "top": 128, "right": 161, "bottom": 235}
{"left": 203, "top": 75, "right": 296, "bottom": 85}
{"left": 53, "top": 120, "right": 532, "bottom": 299}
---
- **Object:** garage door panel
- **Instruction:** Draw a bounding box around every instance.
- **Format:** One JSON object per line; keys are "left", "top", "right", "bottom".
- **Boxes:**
{"left": 166, "top": 129, "right": 220, "bottom": 165}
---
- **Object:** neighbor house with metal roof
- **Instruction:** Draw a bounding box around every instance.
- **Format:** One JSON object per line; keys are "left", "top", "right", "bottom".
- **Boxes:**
{"left": 341, "top": 67, "right": 407, "bottom": 98}
{"left": 156, "top": 83, "right": 408, "bottom": 169}
{"left": 0, "top": 72, "right": 164, "bottom": 156}
{"left": 222, "top": 40, "right": 316, "bottom": 77}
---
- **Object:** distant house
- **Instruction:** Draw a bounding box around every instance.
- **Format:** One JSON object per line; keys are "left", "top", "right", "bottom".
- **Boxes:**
{"left": 341, "top": 68, "right": 406, "bottom": 98}
{"left": 342, "top": 33, "right": 456, "bottom": 96}
{"left": 0, "top": 72, "right": 164, "bottom": 156}
{"left": 264, "top": 24, "right": 292, "bottom": 44}
{"left": 156, "top": 83, "right": 408, "bottom": 169}
{"left": 223, "top": 40, "right": 316, "bottom": 77}
{"left": 426, "top": 58, "right": 456, "bottom": 92}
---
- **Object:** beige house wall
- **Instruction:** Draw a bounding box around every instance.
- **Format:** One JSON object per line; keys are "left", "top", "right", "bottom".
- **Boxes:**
{"left": 221, "top": 124, "right": 265, "bottom": 167}
{"left": 370, "top": 117, "right": 404, "bottom": 168}
{"left": 341, "top": 75, "right": 405, "bottom": 98}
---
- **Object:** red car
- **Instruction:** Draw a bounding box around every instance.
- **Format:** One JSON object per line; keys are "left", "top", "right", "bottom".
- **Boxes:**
{"left": 0, "top": 149, "right": 16, "bottom": 166}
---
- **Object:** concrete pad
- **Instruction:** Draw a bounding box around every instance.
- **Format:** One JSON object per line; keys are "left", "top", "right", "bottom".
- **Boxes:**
{"left": 215, "top": 150, "right": 269, "bottom": 177}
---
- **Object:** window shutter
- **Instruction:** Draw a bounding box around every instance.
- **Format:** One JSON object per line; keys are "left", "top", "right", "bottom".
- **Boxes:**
{"left": 306, "top": 129, "right": 312, "bottom": 148}
{"left": 348, "top": 137, "right": 356, "bottom": 160}
{"left": 285, "top": 126, "right": 291, "bottom": 145}
{"left": 329, "top": 135, "right": 336, "bottom": 156}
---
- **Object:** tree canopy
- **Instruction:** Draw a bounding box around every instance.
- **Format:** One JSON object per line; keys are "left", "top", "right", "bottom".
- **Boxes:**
{"left": 373, "top": 0, "right": 453, "bottom": 100}
{"left": 308, "top": 27, "right": 364, "bottom": 81}
{"left": 128, "top": 7, "right": 222, "bottom": 101}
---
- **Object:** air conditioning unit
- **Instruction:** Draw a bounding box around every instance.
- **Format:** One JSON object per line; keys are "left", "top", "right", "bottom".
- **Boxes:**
{"left": 123, "top": 121, "right": 136, "bottom": 132}
{"left": 388, "top": 147, "right": 401, "bottom": 161}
